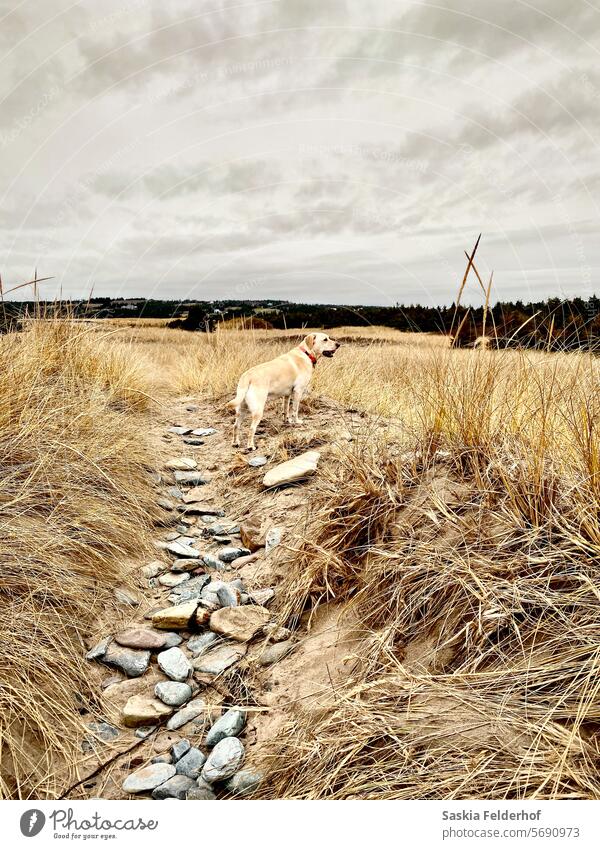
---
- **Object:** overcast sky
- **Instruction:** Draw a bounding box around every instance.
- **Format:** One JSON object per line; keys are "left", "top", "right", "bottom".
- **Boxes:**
{"left": 1, "top": 1, "right": 600, "bottom": 307}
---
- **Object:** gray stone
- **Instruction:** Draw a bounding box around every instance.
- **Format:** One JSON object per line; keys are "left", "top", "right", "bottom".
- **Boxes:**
{"left": 151, "top": 754, "right": 173, "bottom": 764}
{"left": 161, "top": 632, "right": 184, "bottom": 649}
{"left": 218, "top": 546, "right": 251, "bottom": 563}
{"left": 183, "top": 437, "right": 205, "bottom": 446}
{"left": 248, "top": 455, "right": 268, "bottom": 467}
{"left": 168, "top": 426, "right": 192, "bottom": 435}
{"left": 166, "top": 541, "right": 201, "bottom": 558}
{"left": 167, "top": 487, "right": 185, "bottom": 500}
{"left": 191, "top": 427, "right": 216, "bottom": 436}
{"left": 250, "top": 587, "right": 275, "bottom": 606}
{"left": 114, "top": 589, "right": 138, "bottom": 606}
{"left": 192, "top": 643, "right": 246, "bottom": 676}
{"left": 102, "top": 643, "right": 151, "bottom": 678}
{"left": 205, "top": 710, "right": 246, "bottom": 747}
{"left": 157, "top": 498, "right": 175, "bottom": 511}
{"left": 202, "top": 553, "right": 222, "bottom": 570}
{"left": 164, "top": 532, "right": 179, "bottom": 542}
{"left": 155, "top": 681, "right": 192, "bottom": 707}
{"left": 82, "top": 721, "right": 119, "bottom": 753}
{"left": 152, "top": 774, "right": 195, "bottom": 799}
{"left": 175, "top": 747, "right": 206, "bottom": 779}
{"left": 263, "top": 450, "right": 320, "bottom": 488}
{"left": 187, "top": 780, "right": 216, "bottom": 800}
{"left": 259, "top": 640, "right": 294, "bottom": 666}
{"left": 157, "top": 647, "right": 192, "bottom": 682}
{"left": 171, "top": 739, "right": 191, "bottom": 761}
{"left": 225, "top": 769, "right": 263, "bottom": 796}
{"left": 213, "top": 535, "right": 232, "bottom": 544}
{"left": 174, "top": 471, "right": 210, "bottom": 486}
{"left": 165, "top": 457, "right": 197, "bottom": 470}
{"left": 166, "top": 697, "right": 208, "bottom": 731}
{"left": 159, "top": 572, "right": 191, "bottom": 588}
{"left": 171, "top": 558, "right": 204, "bottom": 572}
{"left": 201, "top": 737, "right": 245, "bottom": 784}
{"left": 216, "top": 584, "right": 241, "bottom": 607}
{"left": 86, "top": 636, "right": 111, "bottom": 661}
{"left": 176, "top": 524, "right": 188, "bottom": 534}
{"left": 187, "top": 632, "right": 219, "bottom": 656}
{"left": 135, "top": 726, "right": 157, "bottom": 739}
{"left": 123, "top": 763, "right": 175, "bottom": 793}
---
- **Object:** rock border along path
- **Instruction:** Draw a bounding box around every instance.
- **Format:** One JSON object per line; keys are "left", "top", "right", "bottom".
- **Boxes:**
{"left": 80, "top": 396, "right": 329, "bottom": 801}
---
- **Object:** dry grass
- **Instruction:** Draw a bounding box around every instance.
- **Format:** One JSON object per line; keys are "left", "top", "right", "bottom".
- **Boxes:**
{"left": 0, "top": 317, "right": 161, "bottom": 799}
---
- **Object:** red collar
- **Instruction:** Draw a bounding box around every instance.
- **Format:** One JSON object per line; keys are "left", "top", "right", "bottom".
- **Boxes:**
{"left": 299, "top": 346, "right": 317, "bottom": 367}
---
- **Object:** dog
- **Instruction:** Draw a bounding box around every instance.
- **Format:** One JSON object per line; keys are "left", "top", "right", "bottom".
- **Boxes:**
{"left": 229, "top": 332, "right": 340, "bottom": 450}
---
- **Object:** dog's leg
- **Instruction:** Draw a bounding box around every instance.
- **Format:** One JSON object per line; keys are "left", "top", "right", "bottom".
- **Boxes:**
{"left": 290, "top": 387, "right": 304, "bottom": 424}
{"left": 245, "top": 385, "right": 267, "bottom": 450}
{"left": 283, "top": 396, "right": 290, "bottom": 423}
{"left": 232, "top": 404, "right": 241, "bottom": 447}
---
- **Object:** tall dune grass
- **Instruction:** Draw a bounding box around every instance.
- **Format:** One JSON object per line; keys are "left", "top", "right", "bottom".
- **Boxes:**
{"left": 0, "top": 318, "right": 160, "bottom": 798}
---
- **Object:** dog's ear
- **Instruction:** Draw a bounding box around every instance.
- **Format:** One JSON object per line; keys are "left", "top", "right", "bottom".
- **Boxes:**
{"left": 304, "top": 333, "right": 316, "bottom": 350}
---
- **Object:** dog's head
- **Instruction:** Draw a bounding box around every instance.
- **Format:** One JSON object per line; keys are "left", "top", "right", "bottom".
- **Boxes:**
{"left": 303, "top": 332, "right": 341, "bottom": 359}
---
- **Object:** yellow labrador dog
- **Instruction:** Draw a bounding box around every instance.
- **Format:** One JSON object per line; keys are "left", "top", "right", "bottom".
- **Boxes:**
{"left": 229, "top": 332, "right": 340, "bottom": 450}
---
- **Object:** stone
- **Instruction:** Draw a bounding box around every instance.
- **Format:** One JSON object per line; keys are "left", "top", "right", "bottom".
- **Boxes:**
{"left": 216, "top": 584, "right": 241, "bottom": 607}
{"left": 122, "top": 696, "right": 173, "bottom": 727}
{"left": 210, "top": 606, "right": 270, "bottom": 642}
{"left": 248, "top": 455, "right": 268, "bottom": 467}
{"left": 265, "top": 526, "right": 283, "bottom": 553}
{"left": 182, "top": 489, "right": 220, "bottom": 506}
{"left": 183, "top": 437, "right": 205, "bottom": 446}
{"left": 225, "top": 769, "right": 263, "bottom": 796}
{"left": 82, "top": 721, "right": 119, "bottom": 753}
{"left": 152, "top": 602, "right": 198, "bottom": 630}
{"left": 166, "top": 541, "right": 201, "bottom": 558}
{"left": 167, "top": 487, "right": 185, "bottom": 500}
{"left": 201, "top": 737, "right": 245, "bottom": 784}
{"left": 171, "top": 558, "right": 204, "bottom": 572}
{"left": 114, "top": 588, "right": 139, "bottom": 606}
{"left": 191, "top": 427, "right": 216, "bottom": 436}
{"left": 157, "top": 647, "right": 192, "bottom": 682}
{"left": 205, "top": 710, "right": 246, "bottom": 747}
{"left": 175, "top": 747, "right": 206, "bottom": 779}
{"left": 188, "top": 632, "right": 219, "bottom": 656}
{"left": 141, "top": 561, "right": 166, "bottom": 579}
{"left": 152, "top": 774, "right": 195, "bottom": 800}
{"left": 155, "top": 681, "right": 192, "bottom": 707}
{"left": 192, "top": 643, "right": 246, "bottom": 675}
{"left": 168, "top": 427, "right": 192, "bottom": 435}
{"left": 101, "top": 674, "right": 122, "bottom": 690}
{"left": 262, "top": 450, "right": 320, "bottom": 488}
{"left": 152, "top": 754, "right": 173, "bottom": 765}
{"left": 263, "top": 624, "right": 291, "bottom": 642}
{"left": 171, "top": 740, "right": 191, "bottom": 761}
{"left": 202, "top": 554, "right": 222, "bottom": 570}
{"left": 86, "top": 636, "right": 111, "bottom": 661}
{"left": 159, "top": 572, "right": 191, "bottom": 588}
{"left": 218, "top": 546, "right": 251, "bottom": 563}
{"left": 149, "top": 471, "right": 162, "bottom": 485}
{"left": 166, "top": 697, "right": 208, "bottom": 731}
{"left": 175, "top": 524, "right": 188, "bottom": 534}
{"left": 229, "top": 552, "right": 261, "bottom": 570}
{"left": 157, "top": 498, "right": 175, "bottom": 511}
{"left": 239, "top": 523, "right": 264, "bottom": 552}
{"left": 160, "top": 632, "right": 183, "bottom": 649}
{"left": 185, "top": 405, "right": 199, "bottom": 412}
{"left": 164, "top": 532, "right": 179, "bottom": 541}
{"left": 187, "top": 780, "right": 216, "bottom": 800}
{"left": 123, "top": 763, "right": 176, "bottom": 794}
{"left": 250, "top": 587, "right": 274, "bottom": 606}
{"left": 165, "top": 457, "right": 197, "bottom": 471}
{"left": 174, "top": 471, "right": 209, "bottom": 486}
{"left": 135, "top": 725, "right": 157, "bottom": 739}
{"left": 259, "top": 640, "right": 294, "bottom": 666}
{"left": 102, "top": 643, "right": 151, "bottom": 678}
{"left": 114, "top": 628, "right": 167, "bottom": 651}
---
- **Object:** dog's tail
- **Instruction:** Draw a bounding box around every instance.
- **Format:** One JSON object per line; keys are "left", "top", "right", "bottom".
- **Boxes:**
{"left": 227, "top": 375, "right": 250, "bottom": 413}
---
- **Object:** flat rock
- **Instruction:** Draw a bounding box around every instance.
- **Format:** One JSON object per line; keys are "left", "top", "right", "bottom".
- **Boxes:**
{"left": 201, "top": 737, "right": 245, "bottom": 784}
{"left": 230, "top": 552, "right": 261, "bottom": 570}
{"left": 225, "top": 769, "right": 263, "bottom": 797}
{"left": 159, "top": 572, "right": 191, "bottom": 588}
{"left": 166, "top": 541, "right": 201, "bottom": 558}
{"left": 216, "top": 584, "right": 241, "bottom": 607}
{"left": 161, "top": 632, "right": 183, "bottom": 649}
{"left": 265, "top": 526, "right": 283, "bottom": 553}
{"left": 192, "top": 643, "right": 246, "bottom": 675}
{"left": 114, "top": 588, "right": 139, "bottom": 607}
{"left": 155, "top": 681, "right": 192, "bottom": 707}
{"left": 172, "top": 740, "right": 191, "bottom": 761}
{"left": 187, "top": 780, "right": 216, "bottom": 800}
{"left": 165, "top": 457, "right": 197, "bottom": 470}
{"left": 174, "top": 471, "right": 209, "bottom": 486}
{"left": 191, "top": 427, "right": 216, "bottom": 436}
{"left": 182, "top": 490, "right": 221, "bottom": 507}
{"left": 152, "top": 602, "right": 198, "bottom": 630}
{"left": 102, "top": 643, "right": 151, "bottom": 678}
{"left": 188, "top": 632, "right": 219, "bottom": 656}
{"left": 157, "top": 498, "right": 175, "bottom": 511}
{"left": 122, "top": 696, "right": 173, "bottom": 727}
{"left": 210, "top": 606, "right": 270, "bottom": 642}
{"left": 183, "top": 437, "right": 205, "bottom": 446}
{"left": 262, "top": 450, "right": 320, "bottom": 488}
{"left": 166, "top": 697, "right": 208, "bottom": 731}
{"left": 250, "top": 587, "right": 275, "bottom": 606}
{"left": 114, "top": 628, "right": 167, "bottom": 651}
{"left": 247, "top": 455, "right": 268, "bottom": 467}
{"left": 86, "top": 635, "right": 112, "bottom": 661}
{"left": 218, "top": 546, "right": 251, "bottom": 563}
{"left": 135, "top": 725, "right": 157, "bottom": 739}
{"left": 239, "top": 523, "right": 264, "bottom": 552}
{"left": 168, "top": 426, "right": 192, "bottom": 435}
{"left": 171, "top": 558, "right": 204, "bottom": 573}
{"left": 157, "top": 647, "right": 192, "bottom": 682}
{"left": 259, "top": 640, "right": 294, "bottom": 666}
{"left": 152, "top": 774, "right": 195, "bottom": 799}
{"left": 175, "top": 747, "right": 206, "bottom": 779}
{"left": 82, "top": 721, "right": 119, "bottom": 753}
{"left": 123, "top": 763, "right": 176, "bottom": 793}
{"left": 202, "top": 554, "right": 222, "bottom": 570}
{"left": 205, "top": 710, "right": 246, "bottom": 747}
